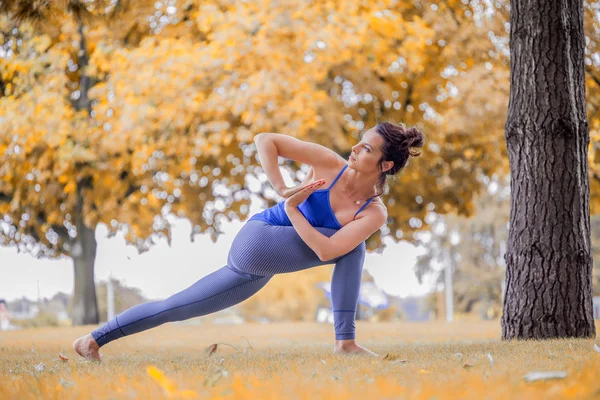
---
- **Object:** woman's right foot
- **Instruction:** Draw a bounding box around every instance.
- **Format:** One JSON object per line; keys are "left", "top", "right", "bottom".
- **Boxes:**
{"left": 73, "top": 334, "right": 103, "bottom": 362}
{"left": 333, "top": 342, "right": 379, "bottom": 357}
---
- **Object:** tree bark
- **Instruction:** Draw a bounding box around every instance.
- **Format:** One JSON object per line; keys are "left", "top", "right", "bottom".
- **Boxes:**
{"left": 502, "top": 0, "right": 595, "bottom": 339}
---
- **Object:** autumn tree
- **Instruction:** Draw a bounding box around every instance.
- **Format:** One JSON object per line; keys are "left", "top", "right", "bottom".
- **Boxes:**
{"left": 1, "top": 1, "right": 513, "bottom": 325}
{"left": 0, "top": 1, "right": 230, "bottom": 325}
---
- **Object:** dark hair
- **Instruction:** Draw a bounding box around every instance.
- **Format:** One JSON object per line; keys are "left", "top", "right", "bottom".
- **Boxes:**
{"left": 372, "top": 121, "right": 425, "bottom": 197}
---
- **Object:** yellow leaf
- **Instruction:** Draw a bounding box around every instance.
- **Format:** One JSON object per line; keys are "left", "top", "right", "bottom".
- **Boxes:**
{"left": 146, "top": 365, "right": 177, "bottom": 394}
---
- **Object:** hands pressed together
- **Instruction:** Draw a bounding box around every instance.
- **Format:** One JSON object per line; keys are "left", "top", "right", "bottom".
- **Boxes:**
{"left": 281, "top": 179, "right": 326, "bottom": 210}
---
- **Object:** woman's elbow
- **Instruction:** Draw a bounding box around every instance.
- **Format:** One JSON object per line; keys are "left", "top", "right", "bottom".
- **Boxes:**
{"left": 254, "top": 132, "right": 272, "bottom": 143}
{"left": 317, "top": 250, "right": 337, "bottom": 262}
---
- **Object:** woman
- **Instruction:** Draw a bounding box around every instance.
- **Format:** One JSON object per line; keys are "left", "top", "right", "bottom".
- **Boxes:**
{"left": 73, "top": 121, "right": 425, "bottom": 361}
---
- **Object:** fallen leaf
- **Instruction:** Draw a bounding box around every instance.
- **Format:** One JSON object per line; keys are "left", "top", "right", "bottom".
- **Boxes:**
{"left": 320, "top": 359, "right": 326, "bottom": 366}
{"left": 523, "top": 371, "right": 567, "bottom": 382}
{"left": 147, "top": 365, "right": 198, "bottom": 397}
{"left": 58, "top": 353, "right": 69, "bottom": 361}
{"left": 147, "top": 365, "right": 177, "bottom": 393}
{"left": 463, "top": 363, "right": 474, "bottom": 369}
{"left": 383, "top": 353, "right": 401, "bottom": 361}
{"left": 205, "top": 343, "right": 218, "bottom": 356}
{"left": 58, "top": 377, "right": 75, "bottom": 388}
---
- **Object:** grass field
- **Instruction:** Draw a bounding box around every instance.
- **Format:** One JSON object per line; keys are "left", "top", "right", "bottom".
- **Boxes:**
{"left": 1, "top": 320, "right": 599, "bottom": 399}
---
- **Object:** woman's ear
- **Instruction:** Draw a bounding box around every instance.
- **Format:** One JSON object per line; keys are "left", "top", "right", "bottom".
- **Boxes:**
{"left": 382, "top": 160, "right": 394, "bottom": 173}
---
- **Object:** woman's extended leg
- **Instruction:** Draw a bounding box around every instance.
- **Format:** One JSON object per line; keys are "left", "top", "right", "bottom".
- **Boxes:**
{"left": 74, "top": 265, "right": 272, "bottom": 360}
{"left": 74, "top": 220, "right": 368, "bottom": 359}
{"left": 89, "top": 266, "right": 272, "bottom": 347}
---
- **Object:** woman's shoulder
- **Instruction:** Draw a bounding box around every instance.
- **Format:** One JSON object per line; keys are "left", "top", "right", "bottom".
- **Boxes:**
{"left": 370, "top": 198, "right": 388, "bottom": 221}
{"left": 355, "top": 197, "right": 387, "bottom": 226}
{"left": 371, "top": 197, "right": 387, "bottom": 213}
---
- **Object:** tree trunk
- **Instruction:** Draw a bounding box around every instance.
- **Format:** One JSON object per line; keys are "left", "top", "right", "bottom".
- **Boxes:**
{"left": 69, "top": 17, "right": 99, "bottom": 326}
{"left": 502, "top": 0, "right": 595, "bottom": 339}
{"left": 71, "top": 224, "right": 99, "bottom": 325}
{"left": 71, "top": 188, "right": 99, "bottom": 325}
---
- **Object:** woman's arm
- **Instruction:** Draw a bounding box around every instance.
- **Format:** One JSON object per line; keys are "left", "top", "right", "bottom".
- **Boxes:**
{"left": 253, "top": 133, "right": 340, "bottom": 196}
{"left": 284, "top": 202, "right": 387, "bottom": 261}
{"left": 253, "top": 133, "right": 287, "bottom": 194}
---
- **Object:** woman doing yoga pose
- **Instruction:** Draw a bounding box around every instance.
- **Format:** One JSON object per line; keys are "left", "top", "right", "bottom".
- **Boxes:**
{"left": 73, "top": 121, "right": 425, "bottom": 361}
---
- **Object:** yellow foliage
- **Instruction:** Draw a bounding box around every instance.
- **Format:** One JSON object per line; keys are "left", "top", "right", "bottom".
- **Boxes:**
{"left": 0, "top": 0, "right": 547, "bottom": 260}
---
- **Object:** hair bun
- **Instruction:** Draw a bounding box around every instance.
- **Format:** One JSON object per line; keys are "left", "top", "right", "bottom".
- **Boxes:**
{"left": 406, "top": 127, "right": 425, "bottom": 157}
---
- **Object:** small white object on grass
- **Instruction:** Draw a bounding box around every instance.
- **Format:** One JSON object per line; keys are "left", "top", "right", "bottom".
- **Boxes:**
{"left": 59, "top": 378, "right": 75, "bottom": 388}
{"left": 594, "top": 344, "right": 600, "bottom": 353}
{"left": 523, "top": 371, "right": 567, "bottom": 382}
{"left": 487, "top": 353, "right": 494, "bottom": 366}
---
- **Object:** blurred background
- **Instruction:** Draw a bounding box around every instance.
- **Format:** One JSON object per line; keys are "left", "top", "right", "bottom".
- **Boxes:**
{"left": 0, "top": 1, "right": 599, "bottom": 331}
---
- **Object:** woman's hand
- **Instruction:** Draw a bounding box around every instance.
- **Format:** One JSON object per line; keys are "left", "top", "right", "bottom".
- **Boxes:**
{"left": 277, "top": 167, "right": 317, "bottom": 199}
{"left": 278, "top": 183, "right": 319, "bottom": 199}
{"left": 284, "top": 179, "right": 326, "bottom": 209}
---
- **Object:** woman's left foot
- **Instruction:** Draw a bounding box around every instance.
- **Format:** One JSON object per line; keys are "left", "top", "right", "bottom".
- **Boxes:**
{"left": 333, "top": 342, "right": 379, "bottom": 357}
{"left": 73, "top": 334, "right": 103, "bottom": 362}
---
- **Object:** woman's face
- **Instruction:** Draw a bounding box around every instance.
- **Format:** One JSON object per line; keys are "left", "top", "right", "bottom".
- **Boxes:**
{"left": 349, "top": 128, "right": 388, "bottom": 174}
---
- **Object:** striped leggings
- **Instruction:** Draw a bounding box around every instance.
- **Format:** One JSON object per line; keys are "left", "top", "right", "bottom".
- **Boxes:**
{"left": 91, "top": 219, "right": 365, "bottom": 347}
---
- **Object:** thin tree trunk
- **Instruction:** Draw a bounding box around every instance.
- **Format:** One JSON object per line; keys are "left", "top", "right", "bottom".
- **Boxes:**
{"left": 70, "top": 17, "right": 98, "bottom": 326}
{"left": 501, "top": 0, "right": 595, "bottom": 339}
{"left": 71, "top": 188, "right": 98, "bottom": 325}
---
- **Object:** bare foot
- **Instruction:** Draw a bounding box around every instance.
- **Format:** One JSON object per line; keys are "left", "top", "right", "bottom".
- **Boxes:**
{"left": 73, "top": 334, "right": 103, "bottom": 362}
{"left": 333, "top": 342, "right": 379, "bottom": 357}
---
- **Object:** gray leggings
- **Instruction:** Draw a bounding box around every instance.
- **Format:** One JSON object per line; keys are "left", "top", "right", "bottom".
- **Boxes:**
{"left": 91, "top": 220, "right": 365, "bottom": 347}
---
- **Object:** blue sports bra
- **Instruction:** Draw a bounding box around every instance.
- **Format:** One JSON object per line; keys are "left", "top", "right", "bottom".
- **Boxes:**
{"left": 249, "top": 164, "right": 375, "bottom": 230}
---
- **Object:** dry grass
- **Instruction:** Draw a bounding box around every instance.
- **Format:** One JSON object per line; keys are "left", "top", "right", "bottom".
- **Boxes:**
{"left": 0, "top": 320, "right": 599, "bottom": 399}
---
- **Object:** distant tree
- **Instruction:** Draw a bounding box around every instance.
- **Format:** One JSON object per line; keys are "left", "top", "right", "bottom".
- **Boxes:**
{"left": 93, "top": 278, "right": 148, "bottom": 322}
{"left": 415, "top": 176, "right": 509, "bottom": 316}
